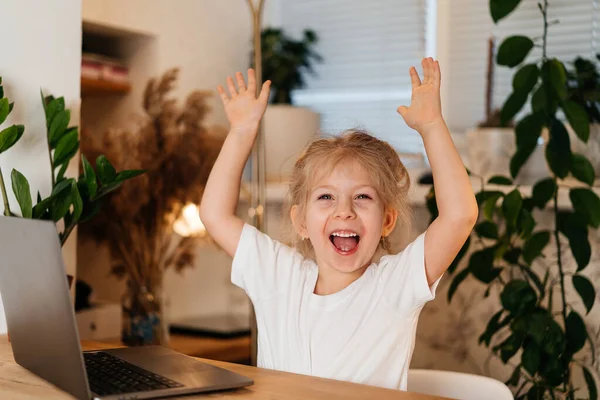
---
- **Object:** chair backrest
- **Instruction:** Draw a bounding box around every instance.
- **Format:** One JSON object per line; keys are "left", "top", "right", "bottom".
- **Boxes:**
{"left": 407, "top": 369, "right": 514, "bottom": 400}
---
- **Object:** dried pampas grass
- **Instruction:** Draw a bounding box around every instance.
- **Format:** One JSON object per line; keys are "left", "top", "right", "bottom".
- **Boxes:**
{"left": 80, "top": 68, "right": 225, "bottom": 291}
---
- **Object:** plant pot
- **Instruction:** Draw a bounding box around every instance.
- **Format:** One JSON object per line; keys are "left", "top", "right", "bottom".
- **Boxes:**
{"left": 466, "top": 127, "right": 548, "bottom": 185}
{"left": 262, "top": 105, "right": 320, "bottom": 182}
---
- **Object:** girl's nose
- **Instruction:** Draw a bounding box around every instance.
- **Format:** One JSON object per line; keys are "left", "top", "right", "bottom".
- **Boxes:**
{"left": 334, "top": 200, "right": 356, "bottom": 220}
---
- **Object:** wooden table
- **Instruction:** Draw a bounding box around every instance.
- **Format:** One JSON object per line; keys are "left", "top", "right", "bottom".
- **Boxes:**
{"left": 0, "top": 335, "right": 449, "bottom": 399}
{"left": 99, "top": 333, "right": 252, "bottom": 364}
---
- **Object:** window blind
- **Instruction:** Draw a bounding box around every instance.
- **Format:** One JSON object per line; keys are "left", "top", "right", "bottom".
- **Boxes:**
{"left": 445, "top": 0, "right": 600, "bottom": 133}
{"left": 280, "top": 0, "right": 432, "bottom": 155}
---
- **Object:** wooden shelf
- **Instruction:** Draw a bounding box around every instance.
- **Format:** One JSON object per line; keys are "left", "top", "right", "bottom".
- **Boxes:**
{"left": 81, "top": 77, "right": 131, "bottom": 96}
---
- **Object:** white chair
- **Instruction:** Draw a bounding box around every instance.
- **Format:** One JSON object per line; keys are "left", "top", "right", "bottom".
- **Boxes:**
{"left": 407, "top": 369, "right": 514, "bottom": 400}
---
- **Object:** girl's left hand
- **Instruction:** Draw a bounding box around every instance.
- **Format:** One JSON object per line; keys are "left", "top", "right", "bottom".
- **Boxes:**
{"left": 397, "top": 57, "right": 443, "bottom": 134}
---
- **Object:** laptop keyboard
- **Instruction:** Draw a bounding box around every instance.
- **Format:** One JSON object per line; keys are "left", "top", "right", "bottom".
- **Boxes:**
{"left": 84, "top": 351, "right": 184, "bottom": 396}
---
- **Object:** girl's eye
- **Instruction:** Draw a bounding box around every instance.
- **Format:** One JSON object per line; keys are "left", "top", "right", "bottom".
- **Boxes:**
{"left": 318, "top": 194, "right": 333, "bottom": 200}
{"left": 356, "top": 194, "right": 372, "bottom": 200}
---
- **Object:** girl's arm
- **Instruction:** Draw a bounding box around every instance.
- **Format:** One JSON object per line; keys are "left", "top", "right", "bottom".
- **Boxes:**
{"left": 199, "top": 69, "right": 271, "bottom": 257}
{"left": 397, "top": 58, "right": 478, "bottom": 285}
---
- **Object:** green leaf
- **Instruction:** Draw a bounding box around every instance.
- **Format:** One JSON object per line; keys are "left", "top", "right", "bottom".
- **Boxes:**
{"left": 475, "top": 221, "right": 498, "bottom": 239}
{"left": 571, "top": 153, "right": 595, "bottom": 186}
{"left": 522, "top": 231, "right": 550, "bottom": 265}
{"left": 50, "top": 186, "right": 72, "bottom": 222}
{"left": 469, "top": 247, "right": 502, "bottom": 283}
{"left": 490, "top": 0, "right": 522, "bottom": 23}
{"left": 570, "top": 188, "right": 600, "bottom": 228}
{"left": 502, "top": 189, "right": 523, "bottom": 228}
{"left": 543, "top": 59, "right": 568, "bottom": 100}
{"left": 483, "top": 192, "right": 504, "bottom": 220}
{"left": 501, "top": 280, "right": 537, "bottom": 316}
{"left": 115, "top": 169, "right": 145, "bottom": 182}
{"left": 497, "top": 36, "right": 534, "bottom": 68}
{"left": 448, "top": 235, "right": 470, "bottom": 274}
{"left": 476, "top": 190, "right": 504, "bottom": 206}
{"left": 515, "top": 114, "right": 543, "bottom": 150}
{"left": 526, "top": 385, "right": 546, "bottom": 399}
{"left": 521, "top": 341, "right": 541, "bottom": 376}
{"left": 505, "top": 365, "right": 521, "bottom": 387}
{"left": 479, "top": 310, "right": 511, "bottom": 347}
{"left": 95, "top": 181, "right": 123, "bottom": 199}
{"left": 562, "top": 222, "right": 591, "bottom": 271}
{"left": 513, "top": 64, "right": 539, "bottom": 95}
{"left": 10, "top": 169, "right": 32, "bottom": 218}
{"left": 96, "top": 155, "right": 117, "bottom": 184}
{"left": 562, "top": 100, "right": 590, "bottom": 142}
{"left": 44, "top": 97, "right": 64, "bottom": 126}
{"left": 566, "top": 311, "right": 587, "bottom": 354}
{"left": 48, "top": 109, "right": 70, "bottom": 149}
{"left": 503, "top": 248, "right": 521, "bottom": 264}
{"left": 531, "top": 84, "right": 557, "bottom": 115}
{"left": 531, "top": 178, "right": 556, "bottom": 209}
{"left": 488, "top": 175, "right": 513, "bottom": 185}
{"left": 546, "top": 119, "right": 571, "bottom": 179}
{"left": 583, "top": 366, "right": 598, "bottom": 400}
{"left": 70, "top": 180, "right": 83, "bottom": 223}
{"left": 81, "top": 155, "right": 98, "bottom": 198}
{"left": 518, "top": 208, "right": 535, "bottom": 239}
{"left": 501, "top": 91, "right": 528, "bottom": 125}
{"left": 0, "top": 124, "right": 25, "bottom": 154}
{"left": 53, "top": 128, "right": 79, "bottom": 167}
{"left": 496, "top": 334, "right": 522, "bottom": 363}
{"left": 510, "top": 145, "right": 537, "bottom": 179}
{"left": 0, "top": 98, "right": 9, "bottom": 125}
{"left": 8, "top": 102, "right": 14, "bottom": 113}
{"left": 447, "top": 267, "right": 470, "bottom": 303}
{"left": 573, "top": 275, "right": 596, "bottom": 314}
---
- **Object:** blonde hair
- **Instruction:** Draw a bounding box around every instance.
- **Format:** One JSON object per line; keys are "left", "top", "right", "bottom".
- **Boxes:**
{"left": 283, "top": 129, "right": 412, "bottom": 258}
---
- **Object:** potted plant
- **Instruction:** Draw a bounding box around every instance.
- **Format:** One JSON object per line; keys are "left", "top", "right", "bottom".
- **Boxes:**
{"left": 427, "top": 1, "right": 599, "bottom": 398}
{"left": 0, "top": 77, "right": 142, "bottom": 341}
{"left": 256, "top": 27, "right": 323, "bottom": 182}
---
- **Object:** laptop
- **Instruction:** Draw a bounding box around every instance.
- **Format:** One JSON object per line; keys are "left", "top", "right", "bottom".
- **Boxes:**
{"left": 0, "top": 216, "right": 253, "bottom": 400}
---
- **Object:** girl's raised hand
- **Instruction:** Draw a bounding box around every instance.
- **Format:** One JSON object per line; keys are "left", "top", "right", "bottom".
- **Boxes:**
{"left": 397, "top": 57, "right": 443, "bottom": 134}
{"left": 217, "top": 68, "right": 271, "bottom": 135}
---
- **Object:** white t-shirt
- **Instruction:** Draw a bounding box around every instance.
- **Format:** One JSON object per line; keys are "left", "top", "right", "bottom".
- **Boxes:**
{"left": 231, "top": 223, "right": 440, "bottom": 391}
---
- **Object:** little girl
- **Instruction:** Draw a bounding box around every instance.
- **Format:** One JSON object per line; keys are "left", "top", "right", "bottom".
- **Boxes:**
{"left": 200, "top": 58, "right": 478, "bottom": 391}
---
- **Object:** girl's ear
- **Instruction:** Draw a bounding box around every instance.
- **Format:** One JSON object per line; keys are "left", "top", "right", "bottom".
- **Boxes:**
{"left": 382, "top": 208, "right": 398, "bottom": 237}
{"left": 290, "top": 205, "right": 307, "bottom": 238}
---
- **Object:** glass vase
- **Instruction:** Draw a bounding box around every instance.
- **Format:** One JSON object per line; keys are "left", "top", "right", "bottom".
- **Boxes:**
{"left": 121, "top": 280, "right": 168, "bottom": 346}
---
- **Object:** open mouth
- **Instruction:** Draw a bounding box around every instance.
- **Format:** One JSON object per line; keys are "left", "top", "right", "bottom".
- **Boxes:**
{"left": 329, "top": 231, "right": 360, "bottom": 255}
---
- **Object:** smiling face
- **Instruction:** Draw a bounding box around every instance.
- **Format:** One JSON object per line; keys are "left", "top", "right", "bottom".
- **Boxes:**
{"left": 291, "top": 159, "right": 398, "bottom": 284}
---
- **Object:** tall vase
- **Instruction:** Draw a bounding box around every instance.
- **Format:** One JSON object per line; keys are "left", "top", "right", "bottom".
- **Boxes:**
{"left": 121, "top": 279, "right": 168, "bottom": 346}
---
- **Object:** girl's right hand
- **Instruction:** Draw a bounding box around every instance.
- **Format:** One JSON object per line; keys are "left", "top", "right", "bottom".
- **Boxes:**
{"left": 217, "top": 68, "right": 271, "bottom": 135}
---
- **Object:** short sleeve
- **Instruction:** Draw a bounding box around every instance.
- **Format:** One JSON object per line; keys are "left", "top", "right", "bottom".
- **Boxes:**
{"left": 231, "top": 223, "right": 304, "bottom": 301}
{"left": 378, "top": 231, "right": 441, "bottom": 315}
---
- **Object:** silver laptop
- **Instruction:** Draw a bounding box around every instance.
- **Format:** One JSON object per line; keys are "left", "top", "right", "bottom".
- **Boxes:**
{"left": 0, "top": 216, "right": 253, "bottom": 399}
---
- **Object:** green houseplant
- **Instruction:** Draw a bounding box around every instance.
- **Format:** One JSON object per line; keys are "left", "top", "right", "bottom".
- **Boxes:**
{"left": 0, "top": 77, "right": 143, "bottom": 246}
{"left": 259, "top": 27, "right": 322, "bottom": 105}
{"left": 427, "top": 1, "right": 599, "bottom": 399}
{"left": 254, "top": 27, "right": 324, "bottom": 182}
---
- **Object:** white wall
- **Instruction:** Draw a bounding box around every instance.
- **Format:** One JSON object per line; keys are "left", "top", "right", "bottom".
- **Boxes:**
{"left": 78, "top": 0, "right": 276, "bottom": 323}
{"left": 0, "top": 0, "right": 82, "bottom": 334}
